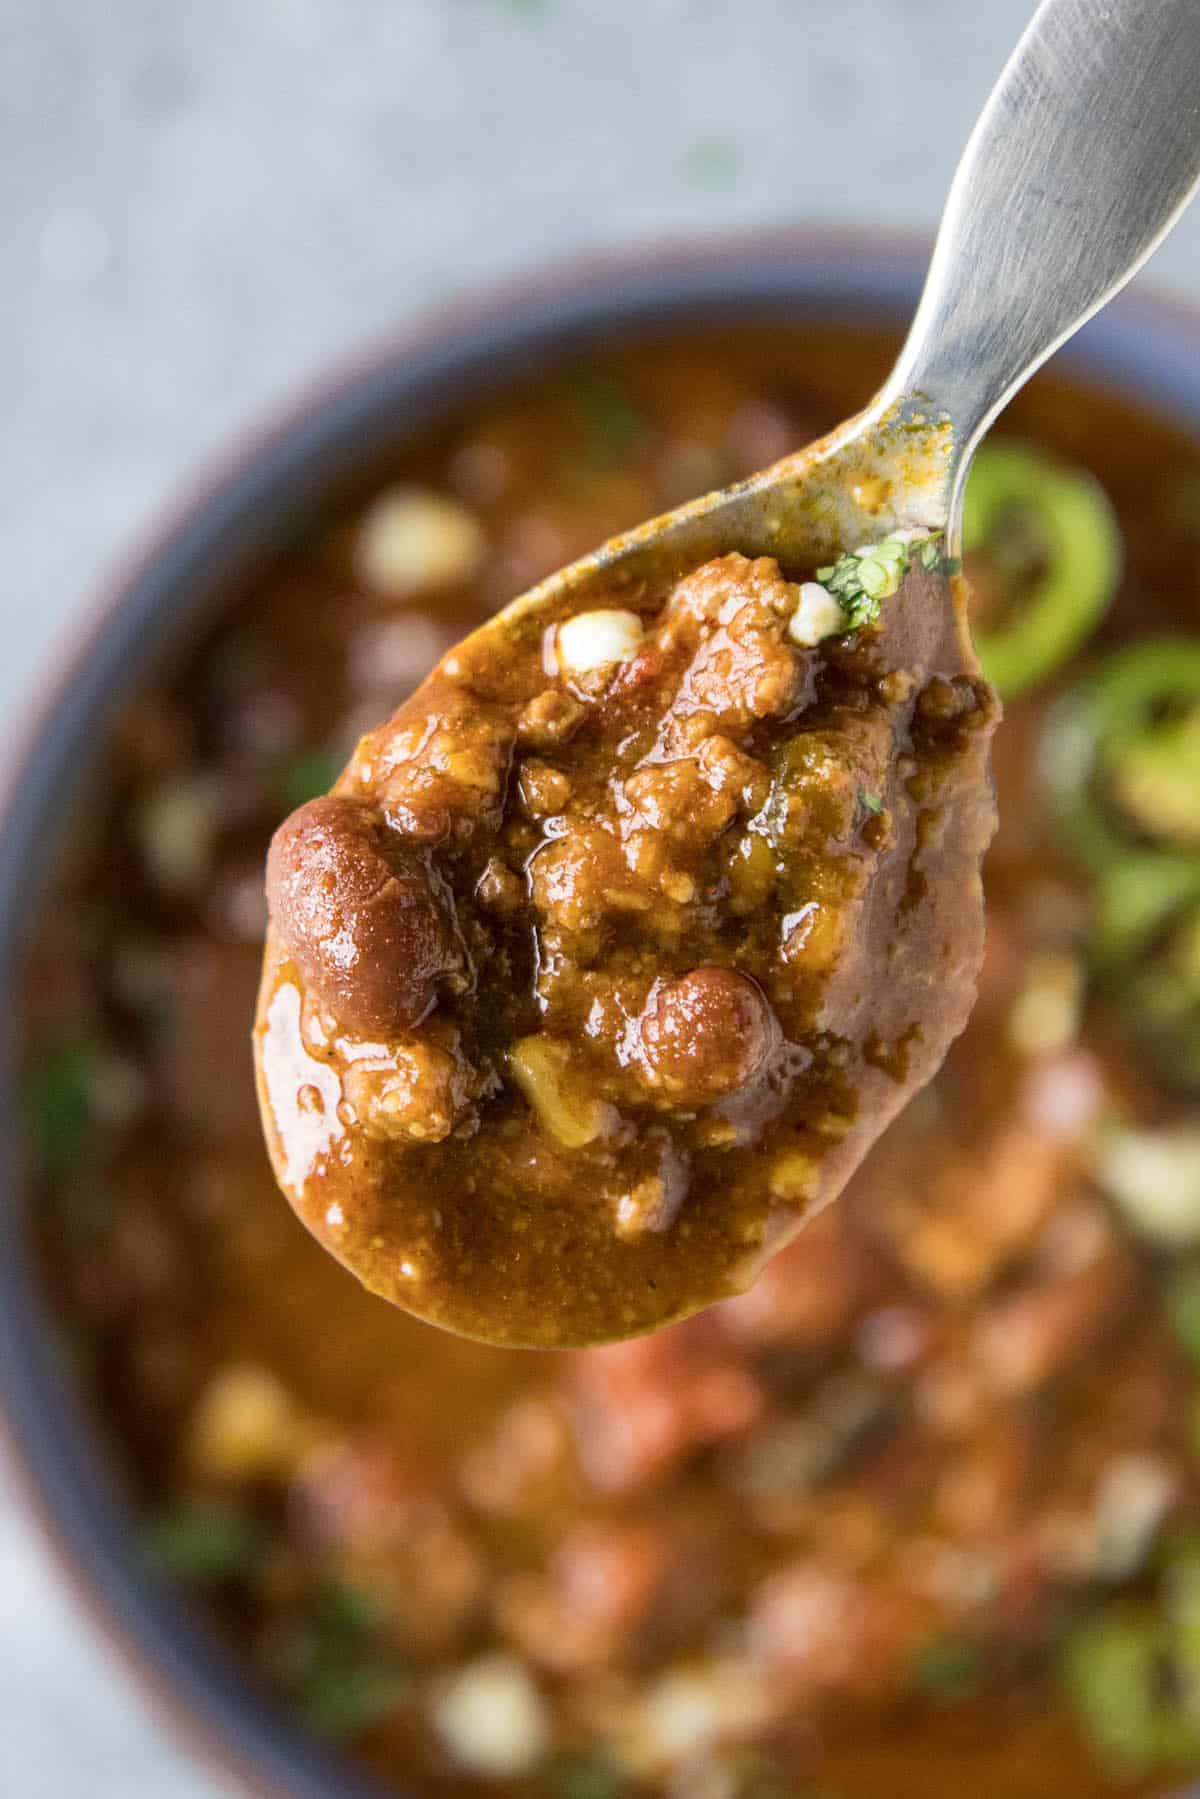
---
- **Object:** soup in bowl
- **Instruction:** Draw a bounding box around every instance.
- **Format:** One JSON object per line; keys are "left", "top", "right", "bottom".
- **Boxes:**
{"left": 9, "top": 243, "right": 1200, "bottom": 1799}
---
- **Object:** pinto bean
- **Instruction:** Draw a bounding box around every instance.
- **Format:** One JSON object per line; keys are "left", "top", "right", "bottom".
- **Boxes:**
{"left": 635, "top": 966, "right": 776, "bottom": 1104}
{"left": 266, "top": 794, "right": 459, "bottom": 1037}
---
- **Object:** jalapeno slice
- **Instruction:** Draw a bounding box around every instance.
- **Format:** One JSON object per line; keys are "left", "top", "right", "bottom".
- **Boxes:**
{"left": 1041, "top": 639, "right": 1200, "bottom": 1083}
{"left": 1041, "top": 637, "right": 1200, "bottom": 907}
{"left": 1062, "top": 1541, "right": 1200, "bottom": 1780}
{"left": 963, "top": 441, "right": 1121, "bottom": 698}
{"left": 1110, "top": 903, "right": 1200, "bottom": 1087}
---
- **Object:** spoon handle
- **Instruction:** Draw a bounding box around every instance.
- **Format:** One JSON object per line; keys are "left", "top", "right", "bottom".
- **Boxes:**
{"left": 879, "top": 0, "right": 1200, "bottom": 529}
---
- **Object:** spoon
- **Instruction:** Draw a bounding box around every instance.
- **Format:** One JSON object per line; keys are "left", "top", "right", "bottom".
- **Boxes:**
{"left": 496, "top": 0, "right": 1200, "bottom": 618}
{"left": 257, "top": 0, "right": 1200, "bottom": 1349}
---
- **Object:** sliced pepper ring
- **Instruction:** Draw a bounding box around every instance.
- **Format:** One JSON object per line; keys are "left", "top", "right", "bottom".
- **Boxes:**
{"left": 963, "top": 440, "right": 1121, "bottom": 698}
{"left": 1110, "top": 908, "right": 1200, "bottom": 1086}
{"left": 1042, "top": 639, "right": 1200, "bottom": 1084}
{"left": 1040, "top": 637, "right": 1200, "bottom": 942}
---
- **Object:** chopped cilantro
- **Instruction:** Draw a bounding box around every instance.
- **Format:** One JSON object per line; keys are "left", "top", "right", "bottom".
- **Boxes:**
{"left": 921, "top": 538, "right": 955, "bottom": 572}
{"left": 858, "top": 788, "right": 885, "bottom": 816}
{"left": 148, "top": 1500, "right": 266, "bottom": 1583}
{"left": 817, "top": 532, "right": 945, "bottom": 631}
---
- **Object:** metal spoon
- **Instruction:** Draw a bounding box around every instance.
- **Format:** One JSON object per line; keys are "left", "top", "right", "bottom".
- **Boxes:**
{"left": 257, "top": 0, "right": 1200, "bottom": 1347}
{"left": 479, "top": 0, "right": 1200, "bottom": 635}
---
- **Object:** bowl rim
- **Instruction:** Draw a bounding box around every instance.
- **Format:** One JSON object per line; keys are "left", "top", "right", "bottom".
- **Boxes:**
{"left": 6, "top": 223, "right": 1200, "bottom": 1799}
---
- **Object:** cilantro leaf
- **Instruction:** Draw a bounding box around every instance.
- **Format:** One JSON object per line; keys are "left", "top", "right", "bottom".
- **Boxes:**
{"left": 817, "top": 531, "right": 946, "bottom": 631}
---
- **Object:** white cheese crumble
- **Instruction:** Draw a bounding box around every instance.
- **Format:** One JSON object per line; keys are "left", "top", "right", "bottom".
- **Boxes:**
{"left": 787, "top": 580, "right": 845, "bottom": 647}
{"left": 623, "top": 1659, "right": 772, "bottom": 1773}
{"left": 1090, "top": 1454, "right": 1178, "bottom": 1579}
{"left": 186, "top": 1364, "right": 308, "bottom": 1481}
{"left": 355, "top": 486, "right": 486, "bottom": 599}
{"left": 555, "top": 607, "right": 644, "bottom": 677}
{"left": 1096, "top": 1125, "right": 1200, "bottom": 1245}
{"left": 433, "top": 1654, "right": 550, "bottom": 1777}
{"left": 137, "top": 775, "right": 219, "bottom": 895}
{"left": 1007, "top": 952, "right": 1083, "bottom": 1058}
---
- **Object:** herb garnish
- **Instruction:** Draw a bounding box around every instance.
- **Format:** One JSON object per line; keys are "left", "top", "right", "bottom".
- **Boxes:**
{"left": 817, "top": 532, "right": 947, "bottom": 631}
{"left": 282, "top": 1582, "right": 410, "bottom": 1741}
{"left": 148, "top": 1499, "right": 266, "bottom": 1583}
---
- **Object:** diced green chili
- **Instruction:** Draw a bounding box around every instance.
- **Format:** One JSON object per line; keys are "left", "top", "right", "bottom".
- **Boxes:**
{"left": 1041, "top": 640, "right": 1200, "bottom": 874}
{"left": 963, "top": 441, "right": 1121, "bottom": 698}
{"left": 147, "top": 1500, "right": 266, "bottom": 1583}
{"left": 1124, "top": 942, "right": 1200, "bottom": 1085}
{"left": 1090, "top": 857, "right": 1200, "bottom": 968}
{"left": 1110, "top": 704, "right": 1200, "bottom": 848}
{"left": 1042, "top": 636, "right": 1200, "bottom": 1071}
{"left": 1161, "top": 1542, "right": 1200, "bottom": 1734}
{"left": 1063, "top": 1608, "right": 1195, "bottom": 1777}
{"left": 1065, "top": 1539, "right": 1200, "bottom": 1776}
{"left": 1039, "top": 637, "right": 1200, "bottom": 1062}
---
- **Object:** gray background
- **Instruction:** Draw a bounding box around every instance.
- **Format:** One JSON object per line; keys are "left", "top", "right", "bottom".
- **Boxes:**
{"left": 5, "top": 1, "right": 1200, "bottom": 1793}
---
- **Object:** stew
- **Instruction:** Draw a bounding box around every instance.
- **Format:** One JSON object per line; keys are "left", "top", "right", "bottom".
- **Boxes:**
{"left": 25, "top": 320, "right": 1200, "bottom": 1798}
{"left": 257, "top": 526, "right": 996, "bottom": 1345}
